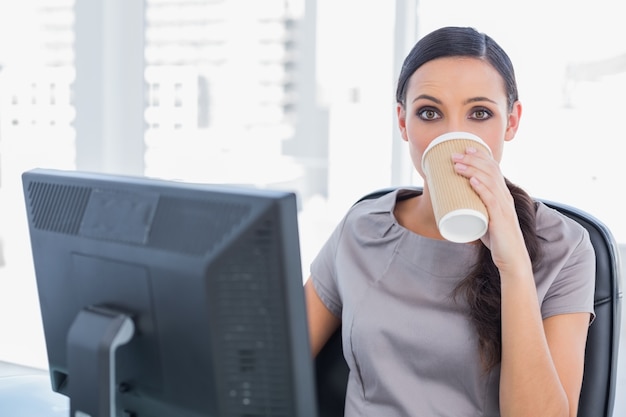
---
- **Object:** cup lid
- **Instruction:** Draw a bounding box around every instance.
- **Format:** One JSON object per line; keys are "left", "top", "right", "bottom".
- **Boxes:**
{"left": 421, "top": 131, "right": 492, "bottom": 172}
{"left": 438, "top": 209, "right": 488, "bottom": 243}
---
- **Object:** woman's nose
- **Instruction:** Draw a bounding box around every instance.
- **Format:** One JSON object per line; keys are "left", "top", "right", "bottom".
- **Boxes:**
{"left": 445, "top": 118, "right": 468, "bottom": 133}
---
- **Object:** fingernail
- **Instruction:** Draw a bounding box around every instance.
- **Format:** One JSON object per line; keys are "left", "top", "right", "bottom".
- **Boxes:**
{"left": 452, "top": 153, "right": 464, "bottom": 161}
{"left": 466, "top": 147, "right": 477, "bottom": 154}
{"left": 455, "top": 162, "right": 467, "bottom": 171}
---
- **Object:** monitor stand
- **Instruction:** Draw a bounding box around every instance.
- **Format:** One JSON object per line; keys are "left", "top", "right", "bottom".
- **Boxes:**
{"left": 67, "top": 306, "right": 135, "bottom": 417}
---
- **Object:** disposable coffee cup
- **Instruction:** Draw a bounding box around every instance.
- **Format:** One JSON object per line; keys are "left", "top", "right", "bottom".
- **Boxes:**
{"left": 421, "top": 132, "right": 491, "bottom": 243}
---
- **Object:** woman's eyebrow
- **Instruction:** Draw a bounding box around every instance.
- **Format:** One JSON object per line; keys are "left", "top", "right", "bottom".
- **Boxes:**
{"left": 412, "top": 95, "right": 499, "bottom": 105}
{"left": 412, "top": 94, "right": 441, "bottom": 104}
{"left": 464, "top": 96, "right": 498, "bottom": 105}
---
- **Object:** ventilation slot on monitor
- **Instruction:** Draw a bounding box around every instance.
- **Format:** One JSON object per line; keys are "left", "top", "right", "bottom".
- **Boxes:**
{"left": 214, "top": 217, "right": 292, "bottom": 417}
{"left": 26, "top": 181, "right": 92, "bottom": 235}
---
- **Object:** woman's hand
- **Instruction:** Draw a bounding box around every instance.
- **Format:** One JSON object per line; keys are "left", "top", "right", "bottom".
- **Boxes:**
{"left": 452, "top": 147, "right": 531, "bottom": 274}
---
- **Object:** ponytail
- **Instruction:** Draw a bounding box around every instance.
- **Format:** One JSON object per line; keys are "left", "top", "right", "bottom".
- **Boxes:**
{"left": 453, "top": 179, "right": 542, "bottom": 371}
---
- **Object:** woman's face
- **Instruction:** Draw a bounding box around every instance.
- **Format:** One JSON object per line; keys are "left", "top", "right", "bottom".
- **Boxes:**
{"left": 397, "top": 56, "right": 521, "bottom": 179}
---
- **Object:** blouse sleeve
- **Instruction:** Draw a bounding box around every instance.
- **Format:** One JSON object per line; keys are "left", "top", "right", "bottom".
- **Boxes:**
{"left": 309, "top": 216, "right": 347, "bottom": 318}
{"left": 540, "top": 214, "right": 596, "bottom": 323}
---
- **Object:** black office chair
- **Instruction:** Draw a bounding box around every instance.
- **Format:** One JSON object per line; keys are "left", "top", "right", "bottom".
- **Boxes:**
{"left": 315, "top": 187, "right": 622, "bottom": 417}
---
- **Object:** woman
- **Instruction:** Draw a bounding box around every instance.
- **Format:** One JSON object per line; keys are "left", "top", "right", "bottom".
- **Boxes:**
{"left": 305, "top": 26, "right": 595, "bottom": 416}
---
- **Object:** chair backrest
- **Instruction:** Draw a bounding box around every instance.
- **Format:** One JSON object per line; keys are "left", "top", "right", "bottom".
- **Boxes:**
{"left": 314, "top": 187, "right": 622, "bottom": 417}
{"left": 543, "top": 198, "right": 622, "bottom": 417}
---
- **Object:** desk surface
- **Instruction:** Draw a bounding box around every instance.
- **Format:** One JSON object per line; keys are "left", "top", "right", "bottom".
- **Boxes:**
{"left": 0, "top": 361, "right": 68, "bottom": 416}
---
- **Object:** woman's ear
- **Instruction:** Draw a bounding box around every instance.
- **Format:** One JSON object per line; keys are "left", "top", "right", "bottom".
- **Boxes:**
{"left": 504, "top": 100, "right": 522, "bottom": 142}
{"left": 397, "top": 103, "right": 409, "bottom": 142}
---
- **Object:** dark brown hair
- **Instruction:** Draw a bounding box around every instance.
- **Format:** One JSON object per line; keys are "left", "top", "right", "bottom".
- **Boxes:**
{"left": 454, "top": 179, "right": 542, "bottom": 370}
{"left": 397, "top": 26, "right": 518, "bottom": 112}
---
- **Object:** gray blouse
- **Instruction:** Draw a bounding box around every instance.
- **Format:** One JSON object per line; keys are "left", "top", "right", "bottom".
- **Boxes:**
{"left": 310, "top": 188, "right": 595, "bottom": 417}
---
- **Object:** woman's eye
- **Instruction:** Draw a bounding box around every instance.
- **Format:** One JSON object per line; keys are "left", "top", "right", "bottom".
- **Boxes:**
{"left": 418, "top": 108, "right": 441, "bottom": 120}
{"left": 470, "top": 108, "right": 492, "bottom": 120}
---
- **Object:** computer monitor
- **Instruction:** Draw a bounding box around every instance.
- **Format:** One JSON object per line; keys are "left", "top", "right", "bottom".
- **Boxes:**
{"left": 22, "top": 168, "right": 318, "bottom": 417}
